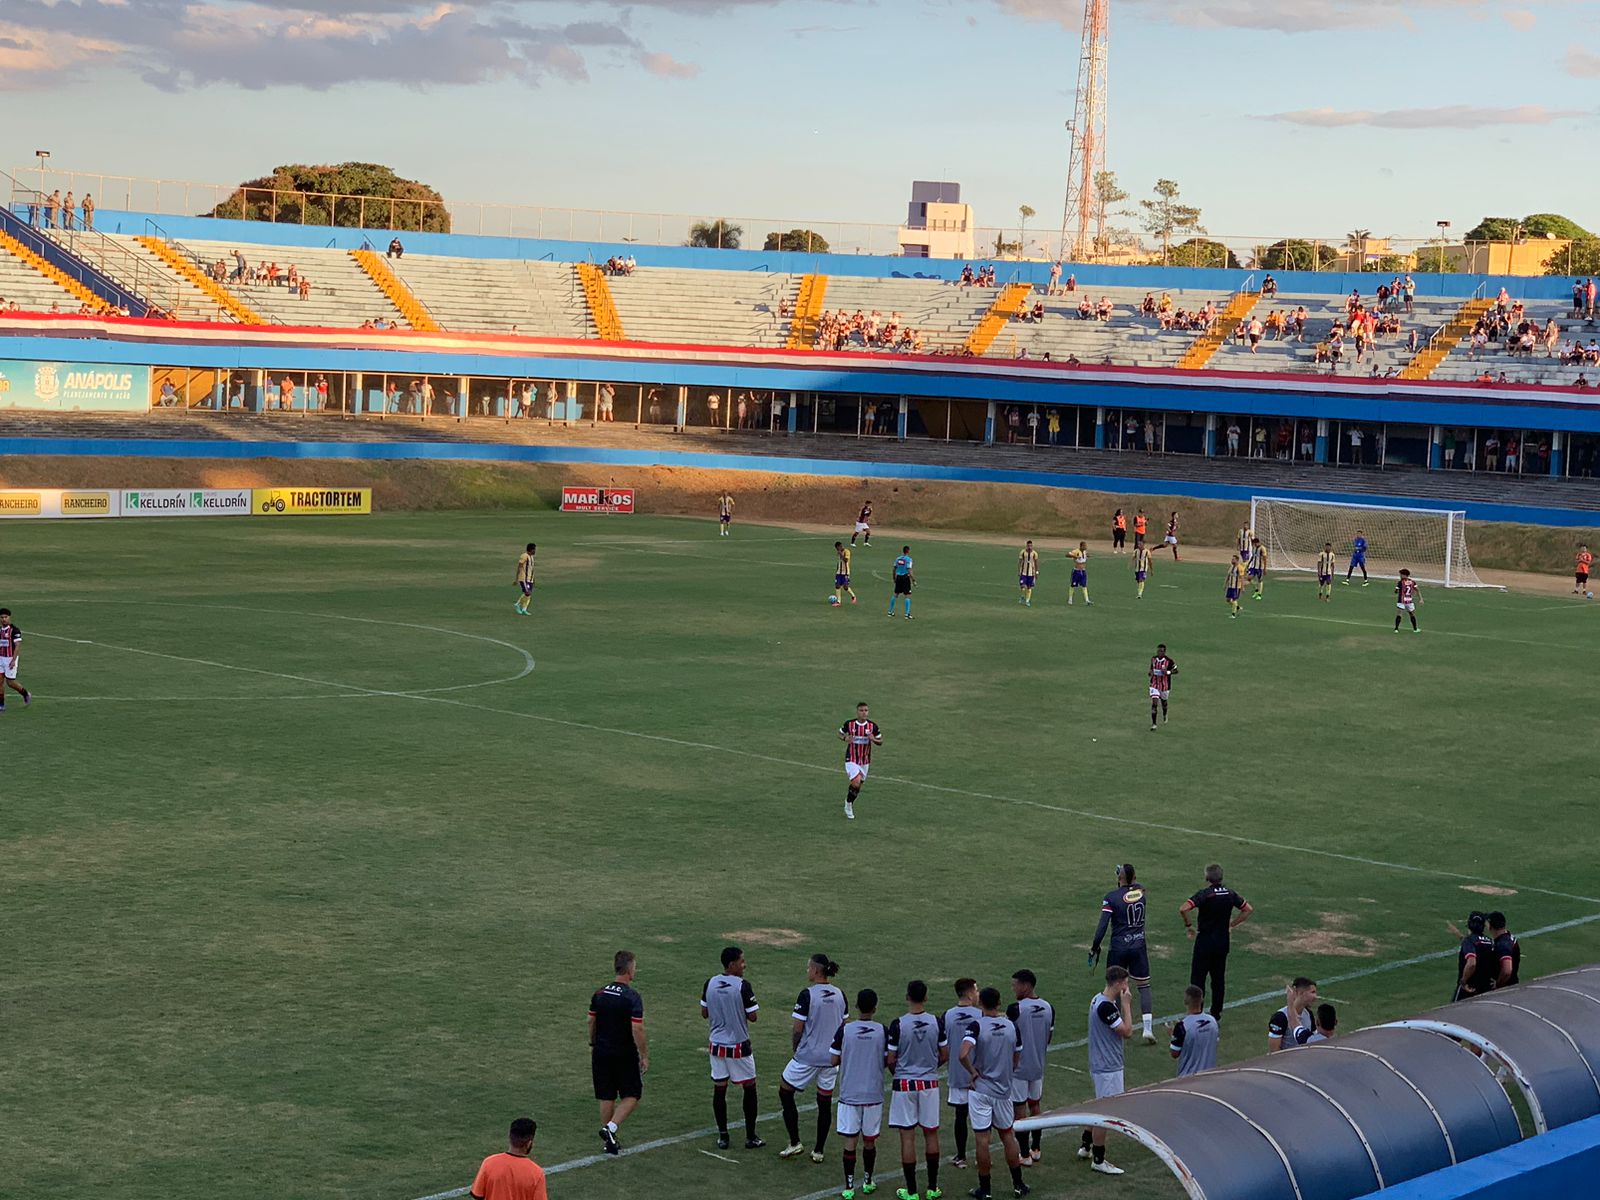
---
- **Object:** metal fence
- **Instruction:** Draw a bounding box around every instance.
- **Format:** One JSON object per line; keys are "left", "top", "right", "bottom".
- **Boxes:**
{"left": 10, "top": 166, "right": 1589, "bottom": 272}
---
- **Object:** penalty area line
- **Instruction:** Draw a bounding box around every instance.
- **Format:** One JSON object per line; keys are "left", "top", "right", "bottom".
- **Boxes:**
{"left": 402, "top": 909, "right": 1600, "bottom": 1200}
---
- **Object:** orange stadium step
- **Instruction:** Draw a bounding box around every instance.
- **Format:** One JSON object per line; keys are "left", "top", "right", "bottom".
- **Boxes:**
{"left": 134, "top": 235, "right": 262, "bottom": 324}
{"left": 1399, "top": 296, "right": 1494, "bottom": 381}
{"left": 785, "top": 274, "right": 828, "bottom": 349}
{"left": 350, "top": 249, "right": 440, "bottom": 331}
{"left": 965, "top": 282, "right": 1034, "bottom": 356}
{"left": 1176, "top": 289, "right": 1262, "bottom": 370}
{"left": 574, "top": 263, "right": 625, "bottom": 341}
{"left": 0, "top": 231, "right": 109, "bottom": 312}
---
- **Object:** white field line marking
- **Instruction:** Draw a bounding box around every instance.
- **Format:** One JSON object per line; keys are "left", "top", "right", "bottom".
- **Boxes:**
{"left": 575, "top": 535, "right": 822, "bottom": 547}
{"left": 406, "top": 911, "right": 1600, "bottom": 1200}
{"left": 697, "top": 1150, "right": 739, "bottom": 1164}
{"left": 400, "top": 690, "right": 1600, "bottom": 907}
{"left": 1051, "top": 1062, "right": 1085, "bottom": 1073}
{"left": 37, "top": 604, "right": 536, "bottom": 698}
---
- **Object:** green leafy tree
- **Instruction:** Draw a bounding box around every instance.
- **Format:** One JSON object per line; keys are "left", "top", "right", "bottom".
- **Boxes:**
{"left": 1018, "top": 205, "right": 1036, "bottom": 257}
{"left": 206, "top": 162, "right": 449, "bottom": 232}
{"left": 1465, "top": 213, "right": 1592, "bottom": 242}
{"left": 763, "top": 228, "right": 830, "bottom": 253}
{"left": 1139, "top": 179, "right": 1204, "bottom": 264}
{"left": 687, "top": 219, "right": 742, "bottom": 249}
{"left": 1545, "top": 239, "right": 1600, "bottom": 277}
{"left": 1169, "top": 238, "right": 1238, "bottom": 269}
{"left": 1091, "top": 171, "right": 1132, "bottom": 259}
{"left": 1364, "top": 254, "right": 1413, "bottom": 273}
{"left": 1257, "top": 239, "right": 1337, "bottom": 271}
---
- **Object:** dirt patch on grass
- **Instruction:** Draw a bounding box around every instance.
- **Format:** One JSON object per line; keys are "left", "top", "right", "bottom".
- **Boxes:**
{"left": 1246, "top": 911, "right": 1380, "bottom": 958}
{"left": 1461, "top": 884, "right": 1518, "bottom": 896}
{"left": 2, "top": 454, "right": 1591, "bottom": 587}
{"left": 721, "top": 928, "right": 809, "bottom": 949}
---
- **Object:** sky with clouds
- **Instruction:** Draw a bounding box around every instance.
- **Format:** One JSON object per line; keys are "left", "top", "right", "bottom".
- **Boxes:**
{"left": 2, "top": 0, "right": 1597, "bottom": 246}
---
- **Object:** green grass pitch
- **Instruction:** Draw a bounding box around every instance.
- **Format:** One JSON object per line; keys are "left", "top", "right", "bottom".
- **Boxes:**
{"left": 3, "top": 511, "right": 1597, "bottom": 1200}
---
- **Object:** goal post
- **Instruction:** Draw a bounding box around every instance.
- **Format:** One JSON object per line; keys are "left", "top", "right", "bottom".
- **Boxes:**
{"left": 1249, "top": 496, "right": 1499, "bottom": 589}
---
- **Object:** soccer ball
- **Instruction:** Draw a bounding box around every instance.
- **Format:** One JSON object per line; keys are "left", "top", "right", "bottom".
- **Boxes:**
{"left": 828, "top": 596, "right": 841, "bottom": 606}
{"left": 1588, "top": 591, "right": 1595, "bottom": 600}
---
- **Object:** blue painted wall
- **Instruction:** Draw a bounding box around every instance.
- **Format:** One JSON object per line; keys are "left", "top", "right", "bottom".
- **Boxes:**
{"left": 46, "top": 205, "right": 1588, "bottom": 300}
{"left": 3, "top": 437, "right": 1596, "bottom": 528}
{"left": 1351, "top": 1114, "right": 1600, "bottom": 1200}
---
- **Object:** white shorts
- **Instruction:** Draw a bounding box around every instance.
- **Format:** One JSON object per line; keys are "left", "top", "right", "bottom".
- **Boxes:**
{"left": 889, "top": 1088, "right": 941, "bottom": 1129}
{"left": 1009, "top": 1077, "right": 1043, "bottom": 1104}
{"left": 837, "top": 1102, "right": 883, "bottom": 1138}
{"left": 1091, "top": 1071, "right": 1124, "bottom": 1100}
{"left": 710, "top": 1052, "right": 757, "bottom": 1085}
{"left": 845, "top": 762, "right": 869, "bottom": 783}
{"left": 781, "top": 1060, "right": 838, "bottom": 1094}
{"left": 946, "top": 1084, "right": 971, "bottom": 1107}
{"left": 1397, "top": 602, "right": 1416, "bottom": 612}
{"left": 1163, "top": 535, "right": 1178, "bottom": 545}
{"left": 855, "top": 522, "right": 870, "bottom": 534}
{"left": 1149, "top": 686, "right": 1168, "bottom": 700}
{"left": 967, "top": 1090, "right": 1014, "bottom": 1132}
{"left": 0, "top": 657, "right": 13, "bottom": 680}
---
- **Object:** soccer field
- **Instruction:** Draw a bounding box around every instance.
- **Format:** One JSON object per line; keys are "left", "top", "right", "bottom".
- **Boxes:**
{"left": 4, "top": 510, "right": 1598, "bottom": 1200}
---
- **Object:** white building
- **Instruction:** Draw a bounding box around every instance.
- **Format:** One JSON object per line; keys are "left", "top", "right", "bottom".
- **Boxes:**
{"left": 897, "top": 180, "right": 975, "bottom": 260}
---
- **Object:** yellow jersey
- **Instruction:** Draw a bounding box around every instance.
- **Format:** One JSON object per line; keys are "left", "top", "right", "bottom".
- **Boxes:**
{"left": 1226, "top": 563, "right": 1245, "bottom": 589}
{"left": 516, "top": 552, "right": 536, "bottom": 584}
{"left": 1317, "top": 550, "right": 1336, "bottom": 577}
{"left": 1134, "top": 547, "right": 1152, "bottom": 574}
{"left": 1019, "top": 548, "right": 1040, "bottom": 575}
{"left": 837, "top": 546, "right": 853, "bottom": 575}
{"left": 1070, "top": 548, "right": 1089, "bottom": 567}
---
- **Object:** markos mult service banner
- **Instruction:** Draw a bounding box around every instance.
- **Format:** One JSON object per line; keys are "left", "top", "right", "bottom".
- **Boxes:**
{"left": 251, "top": 488, "right": 373, "bottom": 516}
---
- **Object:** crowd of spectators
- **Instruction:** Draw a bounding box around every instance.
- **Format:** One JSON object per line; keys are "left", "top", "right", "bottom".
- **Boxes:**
{"left": 957, "top": 264, "right": 998, "bottom": 287}
{"left": 603, "top": 255, "right": 637, "bottom": 276}
{"left": 213, "top": 254, "right": 315, "bottom": 300}
{"left": 812, "top": 307, "right": 925, "bottom": 353}
{"left": 26, "top": 190, "right": 95, "bottom": 231}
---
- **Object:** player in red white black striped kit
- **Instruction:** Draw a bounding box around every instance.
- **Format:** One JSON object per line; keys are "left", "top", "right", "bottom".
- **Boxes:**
{"left": 1148, "top": 645, "right": 1177, "bottom": 731}
{"left": 839, "top": 703, "right": 883, "bottom": 821}
{"left": 1395, "top": 570, "right": 1422, "bottom": 633}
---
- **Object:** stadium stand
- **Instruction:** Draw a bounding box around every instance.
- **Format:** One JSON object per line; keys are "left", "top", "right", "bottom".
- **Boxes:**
{"left": 1400, "top": 297, "right": 1495, "bottom": 379}
{"left": 0, "top": 237, "right": 94, "bottom": 311}
{"left": 177, "top": 240, "right": 406, "bottom": 328}
{"left": 990, "top": 285, "right": 1235, "bottom": 365}
{"left": 814, "top": 276, "right": 1000, "bottom": 353}
{"left": 1430, "top": 298, "right": 1600, "bottom": 387}
{"left": 605, "top": 266, "right": 796, "bottom": 347}
{"left": 350, "top": 249, "right": 439, "bottom": 330}
{"left": 1207, "top": 293, "right": 1465, "bottom": 377}
{"left": 39, "top": 227, "right": 227, "bottom": 320}
{"left": 573, "top": 262, "right": 625, "bottom": 340}
{"left": 385, "top": 253, "right": 591, "bottom": 337}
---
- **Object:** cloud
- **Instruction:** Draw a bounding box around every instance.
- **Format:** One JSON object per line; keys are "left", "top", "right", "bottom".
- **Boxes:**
{"left": 1000, "top": 0, "right": 1496, "bottom": 33}
{"left": 636, "top": 49, "right": 699, "bottom": 78}
{"left": 1261, "top": 104, "right": 1590, "bottom": 129}
{"left": 1503, "top": 8, "right": 1537, "bottom": 30}
{"left": 1567, "top": 45, "right": 1600, "bottom": 77}
{"left": 0, "top": 0, "right": 721, "bottom": 90}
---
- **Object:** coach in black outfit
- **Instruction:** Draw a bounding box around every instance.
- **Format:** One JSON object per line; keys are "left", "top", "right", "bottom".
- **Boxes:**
{"left": 1178, "top": 864, "right": 1253, "bottom": 1021}
{"left": 589, "top": 950, "right": 649, "bottom": 1156}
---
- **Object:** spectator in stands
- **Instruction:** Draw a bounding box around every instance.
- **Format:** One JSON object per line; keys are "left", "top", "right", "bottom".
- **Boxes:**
{"left": 45, "top": 189, "right": 61, "bottom": 228}
{"left": 1027, "top": 408, "right": 1040, "bottom": 443}
{"left": 1504, "top": 436, "right": 1519, "bottom": 473}
{"left": 81, "top": 194, "right": 95, "bottom": 230}
{"left": 1402, "top": 275, "right": 1415, "bottom": 314}
{"left": 706, "top": 392, "right": 721, "bottom": 426}
{"left": 599, "top": 383, "right": 616, "bottom": 423}
{"left": 1006, "top": 406, "right": 1020, "bottom": 443}
{"left": 278, "top": 376, "right": 295, "bottom": 411}
{"left": 62, "top": 191, "right": 75, "bottom": 231}
{"left": 1124, "top": 415, "right": 1138, "bottom": 450}
{"left": 1586, "top": 279, "right": 1596, "bottom": 318}
{"left": 1347, "top": 425, "right": 1364, "bottom": 464}
{"left": 159, "top": 379, "right": 179, "bottom": 407}
{"left": 1252, "top": 424, "right": 1267, "bottom": 458}
{"left": 1046, "top": 408, "right": 1061, "bottom": 445}
{"left": 388, "top": 238, "right": 404, "bottom": 259}
{"left": 1048, "top": 262, "right": 1062, "bottom": 294}
{"left": 1276, "top": 422, "right": 1291, "bottom": 460}
{"left": 1291, "top": 306, "right": 1307, "bottom": 342}
{"left": 1143, "top": 418, "right": 1157, "bottom": 455}
{"left": 1483, "top": 433, "right": 1500, "bottom": 470}
{"left": 1065, "top": 273, "right": 1077, "bottom": 293}
{"left": 298, "top": 276, "right": 312, "bottom": 301}
{"left": 1225, "top": 420, "right": 1241, "bottom": 456}
{"left": 315, "top": 374, "right": 329, "bottom": 410}
{"left": 1247, "top": 316, "right": 1263, "bottom": 353}
{"left": 1077, "top": 297, "right": 1094, "bottom": 320}
{"left": 1298, "top": 424, "right": 1314, "bottom": 461}
{"left": 770, "top": 393, "right": 784, "bottom": 431}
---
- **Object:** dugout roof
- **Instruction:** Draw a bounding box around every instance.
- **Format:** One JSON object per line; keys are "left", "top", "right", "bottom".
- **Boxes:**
{"left": 1018, "top": 965, "right": 1600, "bottom": 1200}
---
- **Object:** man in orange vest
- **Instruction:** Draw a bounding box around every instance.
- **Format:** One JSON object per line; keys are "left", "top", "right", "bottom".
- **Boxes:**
{"left": 1112, "top": 509, "right": 1127, "bottom": 553}
{"left": 1133, "top": 510, "right": 1148, "bottom": 551}
{"left": 1576, "top": 544, "right": 1593, "bottom": 596}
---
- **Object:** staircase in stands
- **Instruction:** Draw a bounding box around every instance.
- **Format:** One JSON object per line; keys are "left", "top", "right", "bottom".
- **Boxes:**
{"left": 134, "top": 236, "right": 263, "bottom": 324}
{"left": 964, "top": 282, "right": 1034, "bottom": 356}
{"left": 786, "top": 274, "right": 829, "bottom": 349}
{"left": 1176, "top": 290, "right": 1262, "bottom": 370}
{"left": 1398, "top": 297, "right": 1494, "bottom": 380}
{"left": 351, "top": 250, "right": 440, "bottom": 331}
{"left": 0, "top": 230, "right": 109, "bottom": 311}
{"left": 574, "top": 263, "right": 625, "bottom": 341}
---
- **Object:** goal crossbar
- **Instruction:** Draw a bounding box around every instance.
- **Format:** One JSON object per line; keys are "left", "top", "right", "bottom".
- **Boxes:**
{"left": 1249, "top": 495, "right": 1500, "bottom": 589}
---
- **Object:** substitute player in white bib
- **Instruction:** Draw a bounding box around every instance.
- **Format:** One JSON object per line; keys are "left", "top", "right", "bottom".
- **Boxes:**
{"left": 778, "top": 954, "right": 846, "bottom": 1162}
{"left": 831, "top": 989, "right": 888, "bottom": 1200}
{"left": 701, "top": 945, "right": 764, "bottom": 1150}
{"left": 887, "top": 980, "right": 947, "bottom": 1200}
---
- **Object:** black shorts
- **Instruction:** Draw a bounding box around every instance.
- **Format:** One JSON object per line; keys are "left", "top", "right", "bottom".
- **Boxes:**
{"left": 894, "top": 576, "right": 912, "bottom": 595}
{"left": 1112, "top": 529, "right": 1126, "bottom": 547}
{"left": 1108, "top": 943, "right": 1151, "bottom": 981}
{"left": 593, "top": 1052, "right": 643, "bottom": 1101}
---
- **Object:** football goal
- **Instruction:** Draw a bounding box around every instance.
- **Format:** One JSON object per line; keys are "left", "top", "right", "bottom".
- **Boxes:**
{"left": 1250, "top": 496, "right": 1497, "bottom": 589}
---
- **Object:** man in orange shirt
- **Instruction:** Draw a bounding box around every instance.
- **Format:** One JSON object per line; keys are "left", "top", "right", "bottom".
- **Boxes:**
{"left": 1576, "top": 544, "right": 1593, "bottom": 596}
{"left": 471, "top": 1118, "right": 547, "bottom": 1200}
{"left": 1133, "top": 510, "right": 1148, "bottom": 551}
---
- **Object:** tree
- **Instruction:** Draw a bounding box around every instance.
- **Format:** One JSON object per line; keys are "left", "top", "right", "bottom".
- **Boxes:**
{"left": 1545, "top": 239, "right": 1600, "bottom": 277}
{"left": 763, "top": 228, "right": 830, "bottom": 253}
{"left": 1139, "top": 179, "right": 1204, "bottom": 264}
{"left": 1018, "top": 205, "right": 1035, "bottom": 258}
{"left": 1364, "top": 254, "right": 1413, "bottom": 273}
{"left": 1169, "top": 238, "right": 1238, "bottom": 269}
{"left": 992, "top": 234, "right": 1023, "bottom": 258}
{"left": 1464, "top": 213, "right": 1592, "bottom": 242}
{"left": 205, "top": 162, "right": 450, "bottom": 232}
{"left": 1091, "top": 171, "right": 1132, "bottom": 260}
{"left": 1257, "top": 239, "right": 1337, "bottom": 272}
{"left": 1345, "top": 228, "right": 1374, "bottom": 270}
{"left": 687, "top": 219, "right": 742, "bottom": 249}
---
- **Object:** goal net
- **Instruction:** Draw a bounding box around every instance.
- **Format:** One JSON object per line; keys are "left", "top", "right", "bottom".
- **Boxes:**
{"left": 1250, "top": 496, "right": 1496, "bottom": 589}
